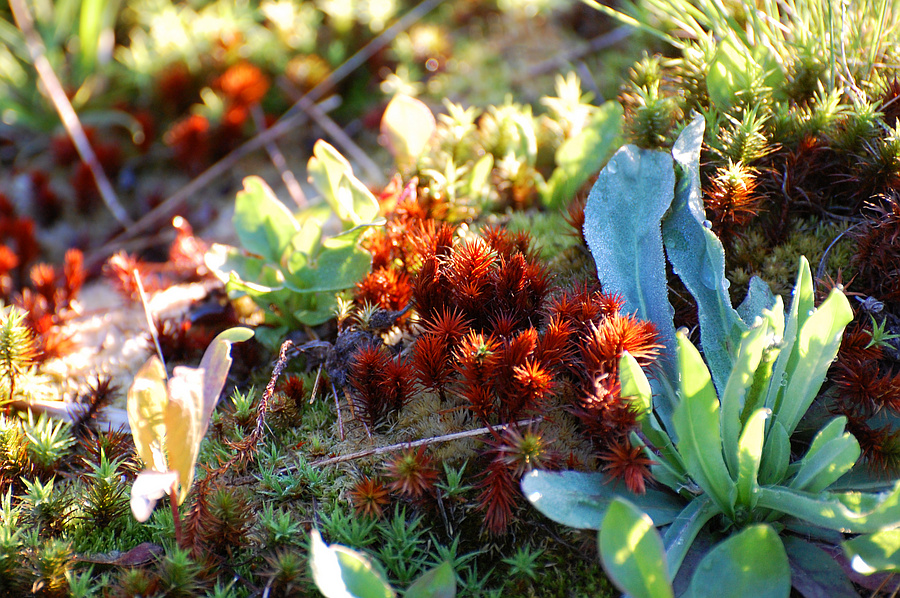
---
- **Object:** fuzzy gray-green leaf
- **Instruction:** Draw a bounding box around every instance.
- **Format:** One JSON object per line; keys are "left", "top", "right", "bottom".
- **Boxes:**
{"left": 521, "top": 470, "right": 684, "bottom": 529}
{"left": 663, "top": 114, "right": 746, "bottom": 392}
{"left": 583, "top": 144, "right": 676, "bottom": 354}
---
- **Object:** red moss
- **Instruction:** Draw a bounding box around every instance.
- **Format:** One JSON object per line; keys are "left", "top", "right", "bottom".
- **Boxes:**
{"left": 601, "top": 438, "right": 655, "bottom": 494}
{"left": 165, "top": 114, "right": 211, "bottom": 175}
{"left": 354, "top": 268, "right": 412, "bottom": 312}
{"left": 216, "top": 62, "right": 270, "bottom": 108}
{"left": 383, "top": 447, "right": 438, "bottom": 499}
{"left": 349, "top": 475, "right": 391, "bottom": 518}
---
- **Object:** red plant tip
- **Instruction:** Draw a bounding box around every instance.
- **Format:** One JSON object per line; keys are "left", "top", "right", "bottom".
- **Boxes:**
{"left": 216, "top": 62, "right": 270, "bottom": 107}
{"left": 601, "top": 439, "right": 655, "bottom": 494}
{"left": 277, "top": 375, "right": 306, "bottom": 408}
{"left": 580, "top": 312, "right": 662, "bottom": 376}
{"left": 354, "top": 267, "right": 412, "bottom": 313}
{"left": 494, "top": 426, "right": 555, "bottom": 478}
{"left": 383, "top": 447, "right": 439, "bottom": 499}
{"left": 349, "top": 475, "right": 391, "bottom": 519}
{"left": 165, "top": 114, "right": 211, "bottom": 175}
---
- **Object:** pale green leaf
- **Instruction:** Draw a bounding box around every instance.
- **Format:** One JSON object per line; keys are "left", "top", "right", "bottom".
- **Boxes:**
{"left": 542, "top": 101, "right": 623, "bottom": 209}
{"left": 309, "top": 529, "right": 396, "bottom": 598}
{"left": 843, "top": 530, "right": 900, "bottom": 574}
{"left": 721, "top": 321, "right": 772, "bottom": 476}
{"left": 775, "top": 287, "right": 853, "bottom": 435}
{"left": 735, "top": 408, "right": 768, "bottom": 508}
{"left": 233, "top": 176, "right": 300, "bottom": 263}
{"left": 599, "top": 498, "right": 674, "bottom": 598}
{"left": 308, "top": 140, "right": 380, "bottom": 226}
{"left": 619, "top": 351, "right": 652, "bottom": 418}
{"left": 791, "top": 420, "right": 859, "bottom": 493}
{"left": 685, "top": 525, "right": 790, "bottom": 598}
{"left": 758, "top": 421, "right": 790, "bottom": 485}
{"left": 405, "top": 561, "right": 456, "bottom": 598}
{"left": 672, "top": 331, "right": 735, "bottom": 517}
{"left": 381, "top": 94, "right": 436, "bottom": 166}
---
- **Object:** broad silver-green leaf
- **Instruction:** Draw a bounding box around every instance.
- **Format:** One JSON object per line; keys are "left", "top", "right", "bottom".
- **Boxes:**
{"left": 757, "top": 482, "right": 900, "bottom": 533}
{"left": 380, "top": 94, "right": 435, "bottom": 167}
{"left": 583, "top": 144, "right": 676, "bottom": 369}
{"left": 599, "top": 498, "right": 674, "bottom": 598}
{"left": 405, "top": 561, "right": 456, "bottom": 598}
{"left": 521, "top": 470, "right": 684, "bottom": 529}
{"left": 233, "top": 176, "right": 300, "bottom": 263}
{"left": 663, "top": 114, "right": 746, "bottom": 392}
{"left": 685, "top": 525, "right": 790, "bottom": 598}
{"left": 843, "top": 530, "right": 900, "bottom": 574}
{"left": 735, "top": 408, "right": 768, "bottom": 509}
{"left": 309, "top": 529, "right": 396, "bottom": 598}
{"left": 672, "top": 331, "right": 735, "bottom": 517}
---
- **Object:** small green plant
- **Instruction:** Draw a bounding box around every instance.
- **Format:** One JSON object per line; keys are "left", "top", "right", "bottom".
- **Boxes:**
{"left": 205, "top": 142, "right": 382, "bottom": 348}
{"left": 308, "top": 528, "right": 456, "bottom": 598}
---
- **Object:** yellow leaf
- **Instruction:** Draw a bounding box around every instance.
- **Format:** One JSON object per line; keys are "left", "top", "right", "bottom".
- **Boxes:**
{"left": 126, "top": 356, "right": 169, "bottom": 472}
{"left": 164, "top": 366, "right": 204, "bottom": 504}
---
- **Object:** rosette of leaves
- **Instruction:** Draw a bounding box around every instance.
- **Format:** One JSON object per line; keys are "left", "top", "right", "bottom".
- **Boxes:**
{"left": 523, "top": 116, "right": 900, "bottom": 595}
{"left": 523, "top": 258, "right": 900, "bottom": 596}
{"left": 206, "top": 141, "right": 382, "bottom": 348}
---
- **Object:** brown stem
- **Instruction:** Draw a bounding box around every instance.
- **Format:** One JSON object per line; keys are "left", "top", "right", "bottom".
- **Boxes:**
{"left": 170, "top": 481, "right": 184, "bottom": 550}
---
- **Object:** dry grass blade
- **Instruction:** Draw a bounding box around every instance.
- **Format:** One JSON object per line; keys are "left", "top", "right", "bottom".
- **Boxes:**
{"left": 8, "top": 0, "right": 132, "bottom": 227}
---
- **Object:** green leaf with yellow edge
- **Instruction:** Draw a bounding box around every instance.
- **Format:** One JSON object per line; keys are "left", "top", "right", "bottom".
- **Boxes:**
{"left": 309, "top": 529, "right": 396, "bottom": 598}
{"left": 685, "top": 525, "right": 790, "bottom": 598}
{"left": 126, "top": 356, "right": 168, "bottom": 473}
{"left": 672, "top": 331, "right": 735, "bottom": 518}
{"left": 844, "top": 530, "right": 900, "bottom": 574}
{"left": 599, "top": 498, "right": 673, "bottom": 598}
{"left": 233, "top": 176, "right": 300, "bottom": 263}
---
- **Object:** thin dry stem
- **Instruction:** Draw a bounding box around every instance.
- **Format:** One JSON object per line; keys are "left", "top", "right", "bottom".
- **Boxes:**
{"left": 8, "top": 0, "right": 132, "bottom": 226}
{"left": 306, "top": 417, "right": 544, "bottom": 468}
{"left": 250, "top": 103, "right": 307, "bottom": 209}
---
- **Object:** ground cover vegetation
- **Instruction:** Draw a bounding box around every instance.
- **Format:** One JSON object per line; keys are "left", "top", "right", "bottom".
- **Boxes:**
{"left": 0, "top": 0, "right": 900, "bottom": 596}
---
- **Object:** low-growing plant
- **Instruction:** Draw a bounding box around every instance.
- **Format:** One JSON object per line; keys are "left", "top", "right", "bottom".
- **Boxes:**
{"left": 523, "top": 116, "right": 900, "bottom": 596}
{"left": 205, "top": 142, "right": 382, "bottom": 348}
